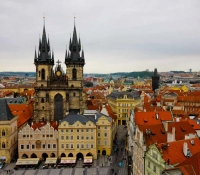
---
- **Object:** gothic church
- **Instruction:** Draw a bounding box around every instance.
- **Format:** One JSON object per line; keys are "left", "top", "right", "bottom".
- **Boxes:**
{"left": 33, "top": 20, "right": 86, "bottom": 122}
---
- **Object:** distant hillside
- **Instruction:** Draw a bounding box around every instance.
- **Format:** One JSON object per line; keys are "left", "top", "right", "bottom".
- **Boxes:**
{"left": 0, "top": 72, "right": 36, "bottom": 77}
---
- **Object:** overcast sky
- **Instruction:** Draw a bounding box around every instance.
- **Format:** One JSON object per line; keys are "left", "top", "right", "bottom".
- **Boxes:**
{"left": 0, "top": 0, "right": 200, "bottom": 74}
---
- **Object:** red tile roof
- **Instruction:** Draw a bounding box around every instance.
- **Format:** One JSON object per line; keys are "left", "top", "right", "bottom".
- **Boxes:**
{"left": 178, "top": 151, "right": 200, "bottom": 175}
{"left": 157, "top": 138, "right": 200, "bottom": 165}
{"left": 135, "top": 111, "right": 173, "bottom": 125}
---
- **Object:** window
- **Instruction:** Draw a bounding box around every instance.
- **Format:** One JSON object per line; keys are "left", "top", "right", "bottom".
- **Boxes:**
{"left": 98, "top": 140, "right": 100, "bottom": 145}
{"left": 26, "top": 145, "right": 29, "bottom": 149}
{"left": 71, "top": 144, "right": 73, "bottom": 149}
{"left": 66, "top": 136, "right": 69, "bottom": 140}
{"left": 72, "top": 68, "right": 77, "bottom": 79}
{"left": 81, "top": 144, "right": 84, "bottom": 148}
{"left": 86, "top": 129, "right": 89, "bottom": 132}
{"left": 77, "top": 144, "right": 79, "bottom": 148}
{"left": 66, "top": 144, "right": 69, "bottom": 148}
{"left": 73, "top": 92, "right": 76, "bottom": 97}
{"left": 98, "top": 133, "right": 100, "bottom": 137}
{"left": 104, "top": 140, "right": 107, "bottom": 145}
{"left": 91, "top": 144, "right": 94, "bottom": 148}
{"left": 61, "top": 136, "right": 64, "bottom": 140}
{"left": 81, "top": 136, "right": 84, "bottom": 140}
{"left": 86, "top": 144, "right": 89, "bottom": 148}
{"left": 32, "top": 144, "right": 35, "bottom": 149}
{"left": 23, "top": 135, "right": 26, "bottom": 138}
{"left": 41, "top": 98, "right": 44, "bottom": 103}
{"left": 71, "top": 129, "right": 73, "bottom": 132}
{"left": 91, "top": 129, "right": 93, "bottom": 132}
{"left": 81, "top": 129, "right": 84, "bottom": 132}
{"left": 153, "top": 152, "right": 158, "bottom": 160}
{"left": 91, "top": 136, "right": 94, "bottom": 140}
{"left": 98, "top": 126, "right": 100, "bottom": 130}
{"left": 53, "top": 144, "right": 56, "bottom": 149}
{"left": 71, "top": 136, "right": 73, "bottom": 140}
{"left": 66, "top": 129, "right": 68, "bottom": 132}
{"left": 48, "top": 144, "right": 51, "bottom": 149}
{"left": 148, "top": 161, "right": 150, "bottom": 168}
{"left": 61, "top": 144, "right": 64, "bottom": 148}
{"left": 104, "top": 133, "right": 107, "bottom": 137}
{"left": 41, "top": 69, "right": 45, "bottom": 80}
{"left": 42, "top": 144, "right": 45, "bottom": 149}
{"left": 153, "top": 166, "right": 156, "bottom": 173}
{"left": 105, "top": 126, "right": 107, "bottom": 129}
{"left": 2, "top": 130, "right": 5, "bottom": 136}
{"left": 86, "top": 136, "right": 89, "bottom": 140}
{"left": 77, "top": 136, "right": 79, "bottom": 140}
{"left": 77, "top": 129, "right": 79, "bottom": 132}
{"left": 61, "top": 129, "right": 64, "bottom": 132}
{"left": 20, "top": 145, "right": 24, "bottom": 149}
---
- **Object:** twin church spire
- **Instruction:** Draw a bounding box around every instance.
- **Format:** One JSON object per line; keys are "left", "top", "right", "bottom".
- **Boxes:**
{"left": 34, "top": 18, "right": 85, "bottom": 66}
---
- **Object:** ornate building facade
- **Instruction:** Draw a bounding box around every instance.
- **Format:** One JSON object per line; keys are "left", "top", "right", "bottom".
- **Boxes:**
{"left": 33, "top": 22, "right": 86, "bottom": 122}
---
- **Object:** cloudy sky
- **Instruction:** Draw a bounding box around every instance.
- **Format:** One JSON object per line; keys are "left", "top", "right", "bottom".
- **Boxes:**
{"left": 0, "top": 0, "right": 200, "bottom": 73}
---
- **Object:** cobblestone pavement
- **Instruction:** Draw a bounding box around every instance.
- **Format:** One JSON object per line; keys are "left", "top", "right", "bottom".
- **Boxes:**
{"left": 0, "top": 126, "right": 127, "bottom": 175}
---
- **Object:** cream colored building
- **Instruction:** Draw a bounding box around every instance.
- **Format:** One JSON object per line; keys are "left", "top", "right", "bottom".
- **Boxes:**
{"left": 18, "top": 122, "right": 58, "bottom": 160}
{"left": 58, "top": 110, "right": 116, "bottom": 160}
{"left": 107, "top": 91, "right": 141, "bottom": 125}
{"left": 0, "top": 99, "right": 18, "bottom": 163}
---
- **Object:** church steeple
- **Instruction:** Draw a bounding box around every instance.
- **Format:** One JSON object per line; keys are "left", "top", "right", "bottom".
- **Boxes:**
{"left": 34, "top": 18, "right": 54, "bottom": 65}
{"left": 65, "top": 19, "right": 85, "bottom": 66}
{"left": 152, "top": 68, "right": 160, "bottom": 92}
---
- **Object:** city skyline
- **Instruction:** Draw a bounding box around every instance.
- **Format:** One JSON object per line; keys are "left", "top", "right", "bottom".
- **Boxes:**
{"left": 0, "top": 0, "right": 200, "bottom": 73}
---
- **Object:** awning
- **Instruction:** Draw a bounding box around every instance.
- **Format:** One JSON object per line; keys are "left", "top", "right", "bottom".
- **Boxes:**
{"left": 16, "top": 158, "right": 40, "bottom": 165}
{"left": 60, "top": 157, "right": 76, "bottom": 164}
{"left": 45, "top": 158, "right": 57, "bottom": 164}
{"left": 84, "top": 156, "right": 93, "bottom": 163}
{"left": 0, "top": 156, "right": 6, "bottom": 160}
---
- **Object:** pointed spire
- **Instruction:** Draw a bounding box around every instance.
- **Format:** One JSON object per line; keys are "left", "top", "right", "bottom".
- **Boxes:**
{"left": 52, "top": 48, "right": 54, "bottom": 60}
{"left": 78, "top": 33, "right": 81, "bottom": 51}
{"left": 65, "top": 45, "right": 68, "bottom": 59}
{"left": 34, "top": 46, "right": 37, "bottom": 60}
{"left": 82, "top": 47, "right": 85, "bottom": 60}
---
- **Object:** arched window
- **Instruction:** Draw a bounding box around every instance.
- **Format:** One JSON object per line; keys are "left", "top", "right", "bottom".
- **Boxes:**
{"left": 72, "top": 68, "right": 77, "bottom": 80}
{"left": 42, "top": 106, "right": 44, "bottom": 110}
{"left": 41, "top": 98, "right": 44, "bottom": 103}
{"left": 2, "top": 130, "right": 5, "bottom": 136}
{"left": 73, "top": 92, "right": 76, "bottom": 97}
{"left": 41, "top": 69, "right": 45, "bottom": 80}
{"left": 2, "top": 142, "right": 5, "bottom": 148}
{"left": 39, "top": 71, "right": 41, "bottom": 77}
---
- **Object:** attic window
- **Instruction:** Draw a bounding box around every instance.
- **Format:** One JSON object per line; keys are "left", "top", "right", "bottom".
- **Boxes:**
{"left": 190, "top": 140, "right": 194, "bottom": 145}
{"left": 144, "top": 118, "right": 148, "bottom": 123}
{"left": 160, "top": 128, "right": 165, "bottom": 134}
{"left": 181, "top": 127, "right": 186, "bottom": 132}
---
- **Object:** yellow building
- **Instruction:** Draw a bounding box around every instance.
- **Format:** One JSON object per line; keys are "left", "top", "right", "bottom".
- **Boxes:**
{"left": 107, "top": 91, "right": 141, "bottom": 125}
{"left": 58, "top": 112, "right": 97, "bottom": 160}
{"left": 0, "top": 99, "right": 18, "bottom": 163}
{"left": 58, "top": 110, "right": 115, "bottom": 161}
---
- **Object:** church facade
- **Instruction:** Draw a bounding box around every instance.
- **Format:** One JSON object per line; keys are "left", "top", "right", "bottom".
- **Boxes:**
{"left": 33, "top": 21, "right": 86, "bottom": 122}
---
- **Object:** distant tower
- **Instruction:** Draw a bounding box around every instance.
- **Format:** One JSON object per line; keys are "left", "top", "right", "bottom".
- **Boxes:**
{"left": 152, "top": 68, "right": 160, "bottom": 92}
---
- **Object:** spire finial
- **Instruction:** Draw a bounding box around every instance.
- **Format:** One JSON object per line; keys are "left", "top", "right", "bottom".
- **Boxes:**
{"left": 43, "top": 13, "right": 45, "bottom": 26}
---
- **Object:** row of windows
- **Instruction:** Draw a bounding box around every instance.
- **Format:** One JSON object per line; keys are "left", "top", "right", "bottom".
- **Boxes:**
{"left": 61, "top": 129, "right": 94, "bottom": 132}
{"left": 97, "top": 126, "right": 107, "bottom": 129}
{"left": 97, "top": 140, "right": 107, "bottom": 145}
{"left": 61, "top": 143, "right": 94, "bottom": 149}
{"left": 21, "top": 144, "right": 56, "bottom": 150}
{"left": 22, "top": 135, "right": 54, "bottom": 138}
{"left": 61, "top": 135, "right": 94, "bottom": 140}
{"left": 97, "top": 133, "right": 107, "bottom": 137}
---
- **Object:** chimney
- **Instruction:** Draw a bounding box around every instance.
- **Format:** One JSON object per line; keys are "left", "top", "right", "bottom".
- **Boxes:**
{"left": 163, "top": 122, "right": 168, "bottom": 132}
{"left": 167, "top": 127, "right": 175, "bottom": 142}
{"left": 183, "top": 142, "right": 188, "bottom": 157}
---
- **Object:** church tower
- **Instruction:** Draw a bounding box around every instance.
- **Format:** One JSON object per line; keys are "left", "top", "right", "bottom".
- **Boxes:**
{"left": 33, "top": 19, "right": 86, "bottom": 122}
{"left": 65, "top": 21, "right": 86, "bottom": 114}
{"left": 152, "top": 68, "right": 160, "bottom": 92}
